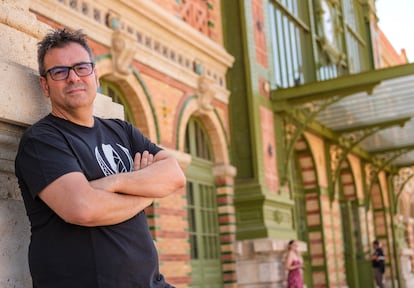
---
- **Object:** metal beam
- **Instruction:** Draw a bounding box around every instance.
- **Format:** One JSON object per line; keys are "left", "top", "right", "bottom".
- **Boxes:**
{"left": 271, "top": 63, "right": 414, "bottom": 104}
{"left": 369, "top": 143, "right": 414, "bottom": 155}
{"left": 334, "top": 116, "right": 411, "bottom": 134}
{"left": 332, "top": 117, "right": 412, "bottom": 188}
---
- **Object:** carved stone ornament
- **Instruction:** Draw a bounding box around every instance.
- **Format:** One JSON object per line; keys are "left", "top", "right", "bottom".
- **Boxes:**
{"left": 111, "top": 30, "right": 137, "bottom": 78}
{"left": 197, "top": 76, "right": 215, "bottom": 111}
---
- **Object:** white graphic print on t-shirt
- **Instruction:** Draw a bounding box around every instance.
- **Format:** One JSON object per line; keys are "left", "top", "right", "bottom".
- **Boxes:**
{"left": 95, "top": 144, "right": 134, "bottom": 176}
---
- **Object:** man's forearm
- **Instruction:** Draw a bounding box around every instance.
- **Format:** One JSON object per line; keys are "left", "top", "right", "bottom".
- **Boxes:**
{"left": 90, "top": 152, "right": 185, "bottom": 198}
{"left": 38, "top": 172, "right": 153, "bottom": 227}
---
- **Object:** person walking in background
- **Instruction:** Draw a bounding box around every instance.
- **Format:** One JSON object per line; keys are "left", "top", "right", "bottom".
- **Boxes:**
{"left": 285, "top": 240, "right": 304, "bottom": 288}
{"left": 371, "top": 240, "right": 385, "bottom": 288}
{"left": 15, "top": 28, "right": 186, "bottom": 288}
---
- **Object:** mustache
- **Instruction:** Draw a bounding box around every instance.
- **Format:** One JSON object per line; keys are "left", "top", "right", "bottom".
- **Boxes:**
{"left": 64, "top": 84, "right": 86, "bottom": 93}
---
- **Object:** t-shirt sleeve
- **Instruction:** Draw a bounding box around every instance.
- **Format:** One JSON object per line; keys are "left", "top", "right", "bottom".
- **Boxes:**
{"left": 15, "top": 129, "right": 83, "bottom": 199}
{"left": 127, "top": 123, "right": 162, "bottom": 155}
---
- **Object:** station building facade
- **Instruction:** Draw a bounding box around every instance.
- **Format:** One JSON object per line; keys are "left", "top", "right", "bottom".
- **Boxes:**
{"left": 1, "top": 0, "right": 414, "bottom": 287}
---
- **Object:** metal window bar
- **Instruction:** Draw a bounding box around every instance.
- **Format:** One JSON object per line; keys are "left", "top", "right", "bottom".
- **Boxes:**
{"left": 270, "top": 0, "right": 307, "bottom": 88}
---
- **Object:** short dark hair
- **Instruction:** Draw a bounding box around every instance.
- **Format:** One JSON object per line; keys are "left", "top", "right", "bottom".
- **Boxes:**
{"left": 37, "top": 28, "right": 94, "bottom": 76}
{"left": 373, "top": 240, "right": 380, "bottom": 246}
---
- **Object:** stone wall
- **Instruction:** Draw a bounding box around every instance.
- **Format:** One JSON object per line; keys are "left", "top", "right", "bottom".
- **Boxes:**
{"left": 0, "top": 122, "right": 31, "bottom": 288}
{"left": 0, "top": 2, "right": 124, "bottom": 286}
{"left": 236, "top": 238, "right": 307, "bottom": 287}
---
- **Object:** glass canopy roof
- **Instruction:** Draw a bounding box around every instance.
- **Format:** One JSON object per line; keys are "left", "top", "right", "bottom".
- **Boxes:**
{"left": 273, "top": 63, "right": 414, "bottom": 168}
{"left": 317, "top": 72, "right": 414, "bottom": 166}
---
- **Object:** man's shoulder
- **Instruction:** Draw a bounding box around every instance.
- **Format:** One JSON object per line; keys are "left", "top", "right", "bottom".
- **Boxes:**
{"left": 95, "top": 117, "right": 129, "bottom": 128}
{"left": 22, "top": 114, "right": 57, "bottom": 137}
{"left": 95, "top": 117, "right": 138, "bottom": 136}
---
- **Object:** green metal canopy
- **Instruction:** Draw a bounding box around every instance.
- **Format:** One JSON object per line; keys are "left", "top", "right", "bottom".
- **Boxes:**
{"left": 271, "top": 63, "right": 414, "bottom": 168}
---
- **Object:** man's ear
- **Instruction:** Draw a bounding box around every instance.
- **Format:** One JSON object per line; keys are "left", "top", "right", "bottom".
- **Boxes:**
{"left": 94, "top": 69, "right": 100, "bottom": 88}
{"left": 39, "top": 76, "right": 50, "bottom": 97}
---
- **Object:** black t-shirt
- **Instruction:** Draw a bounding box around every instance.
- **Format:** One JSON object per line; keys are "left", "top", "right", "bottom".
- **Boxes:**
{"left": 15, "top": 114, "right": 171, "bottom": 288}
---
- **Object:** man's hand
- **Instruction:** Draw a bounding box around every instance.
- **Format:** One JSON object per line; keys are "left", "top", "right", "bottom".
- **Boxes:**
{"left": 91, "top": 150, "right": 185, "bottom": 198}
{"left": 134, "top": 151, "right": 154, "bottom": 170}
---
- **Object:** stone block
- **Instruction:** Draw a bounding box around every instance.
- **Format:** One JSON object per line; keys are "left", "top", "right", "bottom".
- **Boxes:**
{"left": 0, "top": 199, "right": 31, "bottom": 287}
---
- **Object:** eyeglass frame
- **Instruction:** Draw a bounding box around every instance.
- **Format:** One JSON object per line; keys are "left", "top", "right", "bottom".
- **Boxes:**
{"left": 43, "top": 62, "right": 95, "bottom": 81}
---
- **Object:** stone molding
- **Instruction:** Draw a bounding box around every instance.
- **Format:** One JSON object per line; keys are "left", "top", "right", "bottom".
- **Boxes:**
{"left": 30, "top": 0, "right": 234, "bottom": 104}
{"left": 213, "top": 163, "right": 237, "bottom": 178}
{"left": 0, "top": 0, "right": 49, "bottom": 40}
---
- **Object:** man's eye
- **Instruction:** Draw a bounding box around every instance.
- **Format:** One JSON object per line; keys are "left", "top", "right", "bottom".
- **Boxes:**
{"left": 77, "top": 66, "right": 88, "bottom": 71}
{"left": 51, "top": 68, "right": 67, "bottom": 77}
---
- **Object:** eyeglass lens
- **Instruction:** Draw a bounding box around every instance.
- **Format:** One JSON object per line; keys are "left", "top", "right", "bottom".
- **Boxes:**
{"left": 48, "top": 62, "right": 94, "bottom": 80}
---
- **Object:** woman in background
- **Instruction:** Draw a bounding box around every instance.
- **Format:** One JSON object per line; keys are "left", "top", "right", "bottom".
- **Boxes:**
{"left": 285, "top": 240, "right": 303, "bottom": 288}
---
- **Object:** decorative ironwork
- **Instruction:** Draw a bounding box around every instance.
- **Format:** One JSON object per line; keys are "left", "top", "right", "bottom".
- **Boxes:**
{"left": 285, "top": 120, "right": 297, "bottom": 143}
{"left": 330, "top": 144, "right": 343, "bottom": 183}
{"left": 364, "top": 163, "right": 377, "bottom": 193}
{"left": 393, "top": 168, "right": 414, "bottom": 213}
{"left": 393, "top": 168, "right": 413, "bottom": 195}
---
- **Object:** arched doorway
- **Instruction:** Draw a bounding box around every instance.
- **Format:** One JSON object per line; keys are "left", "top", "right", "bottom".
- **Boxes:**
{"left": 337, "top": 159, "right": 366, "bottom": 288}
{"left": 291, "top": 135, "right": 318, "bottom": 288}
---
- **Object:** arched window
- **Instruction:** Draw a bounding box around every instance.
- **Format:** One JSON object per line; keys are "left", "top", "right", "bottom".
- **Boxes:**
{"left": 100, "top": 80, "right": 135, "bottom": 124}
{"left": 184, "top": 118, "right": 222, "bottom": 287}
{"left": 185, "top": 118, "right": 213, "bottom": 161}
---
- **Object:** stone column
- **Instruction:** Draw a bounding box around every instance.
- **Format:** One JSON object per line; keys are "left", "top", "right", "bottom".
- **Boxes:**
{"left": 0, "top": 1, "right": 49, "bottom": 286}
{"left": 214, "top": 164, "right": 237, "bottom": 287}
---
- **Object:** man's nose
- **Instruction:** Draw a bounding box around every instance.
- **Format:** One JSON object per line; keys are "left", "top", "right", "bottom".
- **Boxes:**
{"left": 66, "top": 68, "right": 81, "bottom": 81}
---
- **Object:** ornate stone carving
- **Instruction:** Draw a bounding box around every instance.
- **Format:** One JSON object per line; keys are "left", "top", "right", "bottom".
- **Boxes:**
{"left": 197, "top": 76, "right": 215, "bottom": 111}
{"left": 111, "top": 30, "right": 137, "bottom": 78}
{"left": 273, "top": 209, "right": 292, "bottom": 225}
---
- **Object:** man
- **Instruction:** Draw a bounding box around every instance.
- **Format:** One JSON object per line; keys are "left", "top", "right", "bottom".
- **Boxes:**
{"left": 371, "top": 240, "right": 385, "bottom": 288}
{"left": 15, "top": 28, "right": 186, "bottom": 288}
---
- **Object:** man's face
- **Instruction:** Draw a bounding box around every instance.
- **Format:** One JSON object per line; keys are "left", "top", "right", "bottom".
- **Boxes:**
{"left": 40, "top": 42, "right": 99, "bottom": 116}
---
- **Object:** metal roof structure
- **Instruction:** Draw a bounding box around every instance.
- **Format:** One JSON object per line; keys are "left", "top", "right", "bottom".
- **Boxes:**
{"left": 272, "top": 63, "right": 414, "bottom": 169}
{"left": 317, "top": 71, "right": 414, "bottom": 166}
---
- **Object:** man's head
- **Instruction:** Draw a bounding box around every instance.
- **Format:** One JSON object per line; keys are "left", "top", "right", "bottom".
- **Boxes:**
{"left": 373, "top": 240, "right": 380, "bottom": 248}
{"left": 38, "top": 29, "right": 99, "bottom": 123}
{"left": 38, "top": 29, "right": 94, "bottom": 77}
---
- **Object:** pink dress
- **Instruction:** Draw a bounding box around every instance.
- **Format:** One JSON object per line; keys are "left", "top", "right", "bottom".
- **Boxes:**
{"left": 287, "top": 259, "right": 303, "bottom": 288}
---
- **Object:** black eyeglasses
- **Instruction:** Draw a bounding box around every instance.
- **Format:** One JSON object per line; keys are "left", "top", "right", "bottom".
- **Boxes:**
{"left": 44, "top": 62, "right": 95, "bottom": 81}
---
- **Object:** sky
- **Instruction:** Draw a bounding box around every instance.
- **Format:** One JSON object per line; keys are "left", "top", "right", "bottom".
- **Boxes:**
{"left": 375, "top": 0, "right": 414, "bottom": 62}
